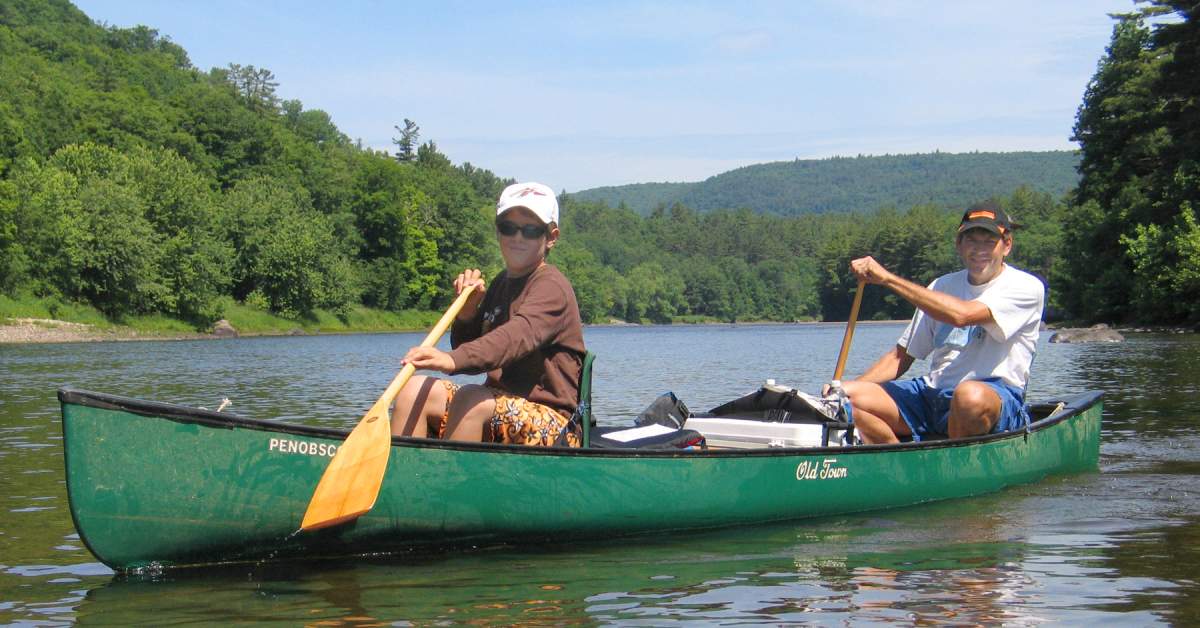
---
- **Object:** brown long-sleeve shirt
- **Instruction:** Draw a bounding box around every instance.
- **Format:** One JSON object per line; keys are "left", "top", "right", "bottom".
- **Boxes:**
{"left": 448, "top": 264, "right": 586, "bottom": 415}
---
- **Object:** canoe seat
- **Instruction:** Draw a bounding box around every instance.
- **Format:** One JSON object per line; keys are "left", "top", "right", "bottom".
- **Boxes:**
{"left": 565, "top": 352, "right": 705, "bottom": 449}
{"left": 565, "top": 351, "right": 596, "bottom": 447}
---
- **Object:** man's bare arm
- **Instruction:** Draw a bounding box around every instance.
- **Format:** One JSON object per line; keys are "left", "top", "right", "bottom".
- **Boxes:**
{"left": 851, "top": 256, "right": 993, "bottom": 328}
{"left": 856, "top": 344, "right": 915, "bottom": 384}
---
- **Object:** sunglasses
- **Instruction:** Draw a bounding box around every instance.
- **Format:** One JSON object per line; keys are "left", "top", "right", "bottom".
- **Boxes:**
{"left": 495, "top": 219, "right": 547, "bottom": 239}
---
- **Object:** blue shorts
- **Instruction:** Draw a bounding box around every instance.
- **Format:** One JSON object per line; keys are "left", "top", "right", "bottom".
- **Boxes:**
{"left": 880, "top": 377, "right": 1028, "bottom": 441}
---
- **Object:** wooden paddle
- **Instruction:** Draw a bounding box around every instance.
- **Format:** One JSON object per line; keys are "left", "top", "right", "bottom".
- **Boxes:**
{"left": 832, "top": 279, "right": 866, "bottom": 382}
{"left": 301, "top": 287, "right": 478, "bottom": 531}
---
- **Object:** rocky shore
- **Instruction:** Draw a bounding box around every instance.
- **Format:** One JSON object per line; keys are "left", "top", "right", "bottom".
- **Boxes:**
{"left": 0, "top": 318, "right": 206, "bottom": 344}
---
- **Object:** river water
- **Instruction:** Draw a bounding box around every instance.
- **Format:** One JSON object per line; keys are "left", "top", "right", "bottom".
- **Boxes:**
{"left": 2, "top": 323, "right": 1199, "bottom": 625}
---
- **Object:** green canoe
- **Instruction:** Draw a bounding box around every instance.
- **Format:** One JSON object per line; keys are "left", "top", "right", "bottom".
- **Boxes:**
{"left": 58, "top": 386, "right": 1101, "bottom": 571}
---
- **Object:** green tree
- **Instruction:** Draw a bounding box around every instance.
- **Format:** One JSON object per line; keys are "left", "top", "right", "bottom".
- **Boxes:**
{"left": 683, "top": 258, "right": 737, "bottom": 321}
{"left": 755, "top": 257, "right": 820, "bottom": 321}
{"left": 348, "top": 154, "right": 463, "bottom": 311}
{"left": 224, "top": 63, "right": 279, "bottom": 113}
{"left": 553, "top": 240, "right": 619, "bottom": 323}
{"left": 1065, "top": 3, "right": 1200, "bottom": 323}
{"left": 3, "top": 143, "right": 231, "bottom": 321}
{"left": 219, "top": 177, "right": 357, "bottom": 318}
{"left": 392, "top": 119, "right": 419, "bottom": 163}
{"left": 61, "top": 179, "right": 163, "bottom": 316}
{"left": 622, "top": 262, "right": 686, "bottom": 323}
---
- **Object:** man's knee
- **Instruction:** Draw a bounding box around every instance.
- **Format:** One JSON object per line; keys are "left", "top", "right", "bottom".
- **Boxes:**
{"left": 843, "top": 381, "right": 909, "bottom": 439}
{"left": 840, "top": 380, "right": 875, "bottom": 411}
{"left": 844, "top": 381, "right": 898, "bottom": 417}
{"left": 949, "top": 381, "right": 1001, "bottom": 436}
{"left": 951, "top": 381, "right": 999, "bottom": 412}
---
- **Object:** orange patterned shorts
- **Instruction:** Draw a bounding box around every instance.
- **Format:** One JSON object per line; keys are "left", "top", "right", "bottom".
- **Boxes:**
{"left": 436, "top": 381, "right": 580, "bottom": 448}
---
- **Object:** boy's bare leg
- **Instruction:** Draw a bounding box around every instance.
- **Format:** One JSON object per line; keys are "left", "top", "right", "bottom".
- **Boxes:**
{"left": 442, "top": 384, "right": 498, "bottom": 442}
{"left": 390, "top": 375, "right": 448, "bottom": 438}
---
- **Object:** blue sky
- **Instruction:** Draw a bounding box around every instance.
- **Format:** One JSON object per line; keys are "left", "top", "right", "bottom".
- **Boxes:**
{"left": 73, "top": 1, "right": 1138, "bottom": 192}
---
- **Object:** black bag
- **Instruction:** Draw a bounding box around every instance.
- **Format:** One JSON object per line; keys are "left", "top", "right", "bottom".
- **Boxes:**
{"left": 590, "top": 426, "right": 707, "bottom": 450}
{"left": 634, "top": 391, "right": 691, "bottom": 429}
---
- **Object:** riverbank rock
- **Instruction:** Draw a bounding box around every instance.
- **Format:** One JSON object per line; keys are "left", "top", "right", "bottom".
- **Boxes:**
{"left": 1048, "top": 323, "right": 1125, "bottom": 343}
{"left": 212, "top": 319, "right": 238, "bottom": 338}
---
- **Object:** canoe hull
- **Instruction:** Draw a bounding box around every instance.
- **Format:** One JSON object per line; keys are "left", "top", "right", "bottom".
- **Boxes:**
{"left": 59, "top": 388, "right": 1102, "bottom": 570}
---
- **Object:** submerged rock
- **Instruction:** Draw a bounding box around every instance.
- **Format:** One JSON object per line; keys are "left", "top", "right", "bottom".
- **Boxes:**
{"left": 1048, "top": 323, "right": 1124, "bottom": 343}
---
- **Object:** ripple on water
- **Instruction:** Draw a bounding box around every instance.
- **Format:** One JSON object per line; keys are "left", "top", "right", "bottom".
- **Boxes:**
{"left": 6, "top": 563, "right": 112, "bottom": 578}
{"left": 2, "top": 327, "right": 1200, "bottom": 624}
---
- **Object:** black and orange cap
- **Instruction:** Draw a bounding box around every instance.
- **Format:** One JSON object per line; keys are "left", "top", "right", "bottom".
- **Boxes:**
{"left": 958, "top": 201, "right": 1018, "bottom": 237}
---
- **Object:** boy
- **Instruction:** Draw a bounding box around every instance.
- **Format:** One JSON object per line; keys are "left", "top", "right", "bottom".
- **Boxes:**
{"left": 391, "top": 182, "right": 587, "bottom": 447}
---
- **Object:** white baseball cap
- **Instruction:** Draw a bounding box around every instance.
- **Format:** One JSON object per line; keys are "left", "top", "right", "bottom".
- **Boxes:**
{"left": 496, "top": 182, "right": 558, "bottom": 226}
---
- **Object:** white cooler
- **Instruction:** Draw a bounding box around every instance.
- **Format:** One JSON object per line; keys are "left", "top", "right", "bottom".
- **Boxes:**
{"left": 686, "top": 416, "right": 844, "bottom": 449}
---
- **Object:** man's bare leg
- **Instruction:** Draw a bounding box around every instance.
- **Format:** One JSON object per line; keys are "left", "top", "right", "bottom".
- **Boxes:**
{"left": 841, "top": 380, "right": 911, "bottom": 445}
{"left": 947, "top": 380, "right": 1001, "bottom": 438}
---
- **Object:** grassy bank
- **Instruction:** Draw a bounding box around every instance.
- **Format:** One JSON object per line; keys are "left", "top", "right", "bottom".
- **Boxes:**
{"left": 218, "top": 302, "right": 442, "bottom": 335}
{"left": 0, "top": 293, "right": 442, "bottom": 338}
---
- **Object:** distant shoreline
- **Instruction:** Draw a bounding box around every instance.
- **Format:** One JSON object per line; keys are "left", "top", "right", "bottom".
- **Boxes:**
{"left": 4, "top": 317, "right": 1194, "bottom": 345}
{"left": 0, "top": 317, "right": 911, "bottom": 345}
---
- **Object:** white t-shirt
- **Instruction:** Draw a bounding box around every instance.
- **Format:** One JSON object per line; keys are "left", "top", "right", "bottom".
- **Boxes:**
{"left": 897, "top": 265, "right": 1045, "bottom": 391}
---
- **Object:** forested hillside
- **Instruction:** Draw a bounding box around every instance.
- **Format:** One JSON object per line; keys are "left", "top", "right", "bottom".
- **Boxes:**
{"left": 0, "top": 0, "right": 509, "bottom": 325}
{"left": 1, "top": 0, "right": 1196, "bottom": 330}
{"left": 574, "top": 151, "right": 1080, "bottom": 216}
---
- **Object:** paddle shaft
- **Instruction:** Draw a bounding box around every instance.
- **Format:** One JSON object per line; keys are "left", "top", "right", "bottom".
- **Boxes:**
{"left": 832, "top": 279, "right": 866, "bottom": 382}
{"left": 375, "top": 286, "right": 479, "bottom": 412}
{"left": 300, "top": 285, "right": 478, "bottom": 531}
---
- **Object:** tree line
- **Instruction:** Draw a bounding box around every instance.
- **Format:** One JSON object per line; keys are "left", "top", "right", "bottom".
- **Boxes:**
{"left": 555, "top": 186, "right": 1062, "bottom": 324}
{"left": 1, "top": 0, "right": 1196, "bottom": 328}
{"left": 574, "top": 151, "right": 1081, "bottom": 217}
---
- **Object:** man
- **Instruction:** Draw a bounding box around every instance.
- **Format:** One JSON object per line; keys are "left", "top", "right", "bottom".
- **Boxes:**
{"left": 390, "top": 181, "right": 587, "bottom": 447}
{"left": 836, "top": 201, "right": 1045, "bottom": 444}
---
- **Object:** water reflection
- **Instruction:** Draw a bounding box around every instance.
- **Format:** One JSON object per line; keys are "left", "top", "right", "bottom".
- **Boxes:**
{"left": 1047, "top": 333, "right": 1200, "bottom": 436}
{"left": 65, "top": 506, "right": 1190, "bottom": 625}
{"left": 4, "top": 326, "right": 1200, "bottom": 624}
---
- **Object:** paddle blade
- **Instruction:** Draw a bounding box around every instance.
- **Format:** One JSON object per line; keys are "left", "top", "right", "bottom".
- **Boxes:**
{"left": 301, "top": 407, "right": 392, "bottom": 531}
{"left": 300, "top": 288, "right": 475, "bottom": 531}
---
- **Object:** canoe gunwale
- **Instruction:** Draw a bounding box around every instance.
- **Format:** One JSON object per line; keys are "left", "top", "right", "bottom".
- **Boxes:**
{"left": 57, "top": 387, "right": 1102, "bottom": 459}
